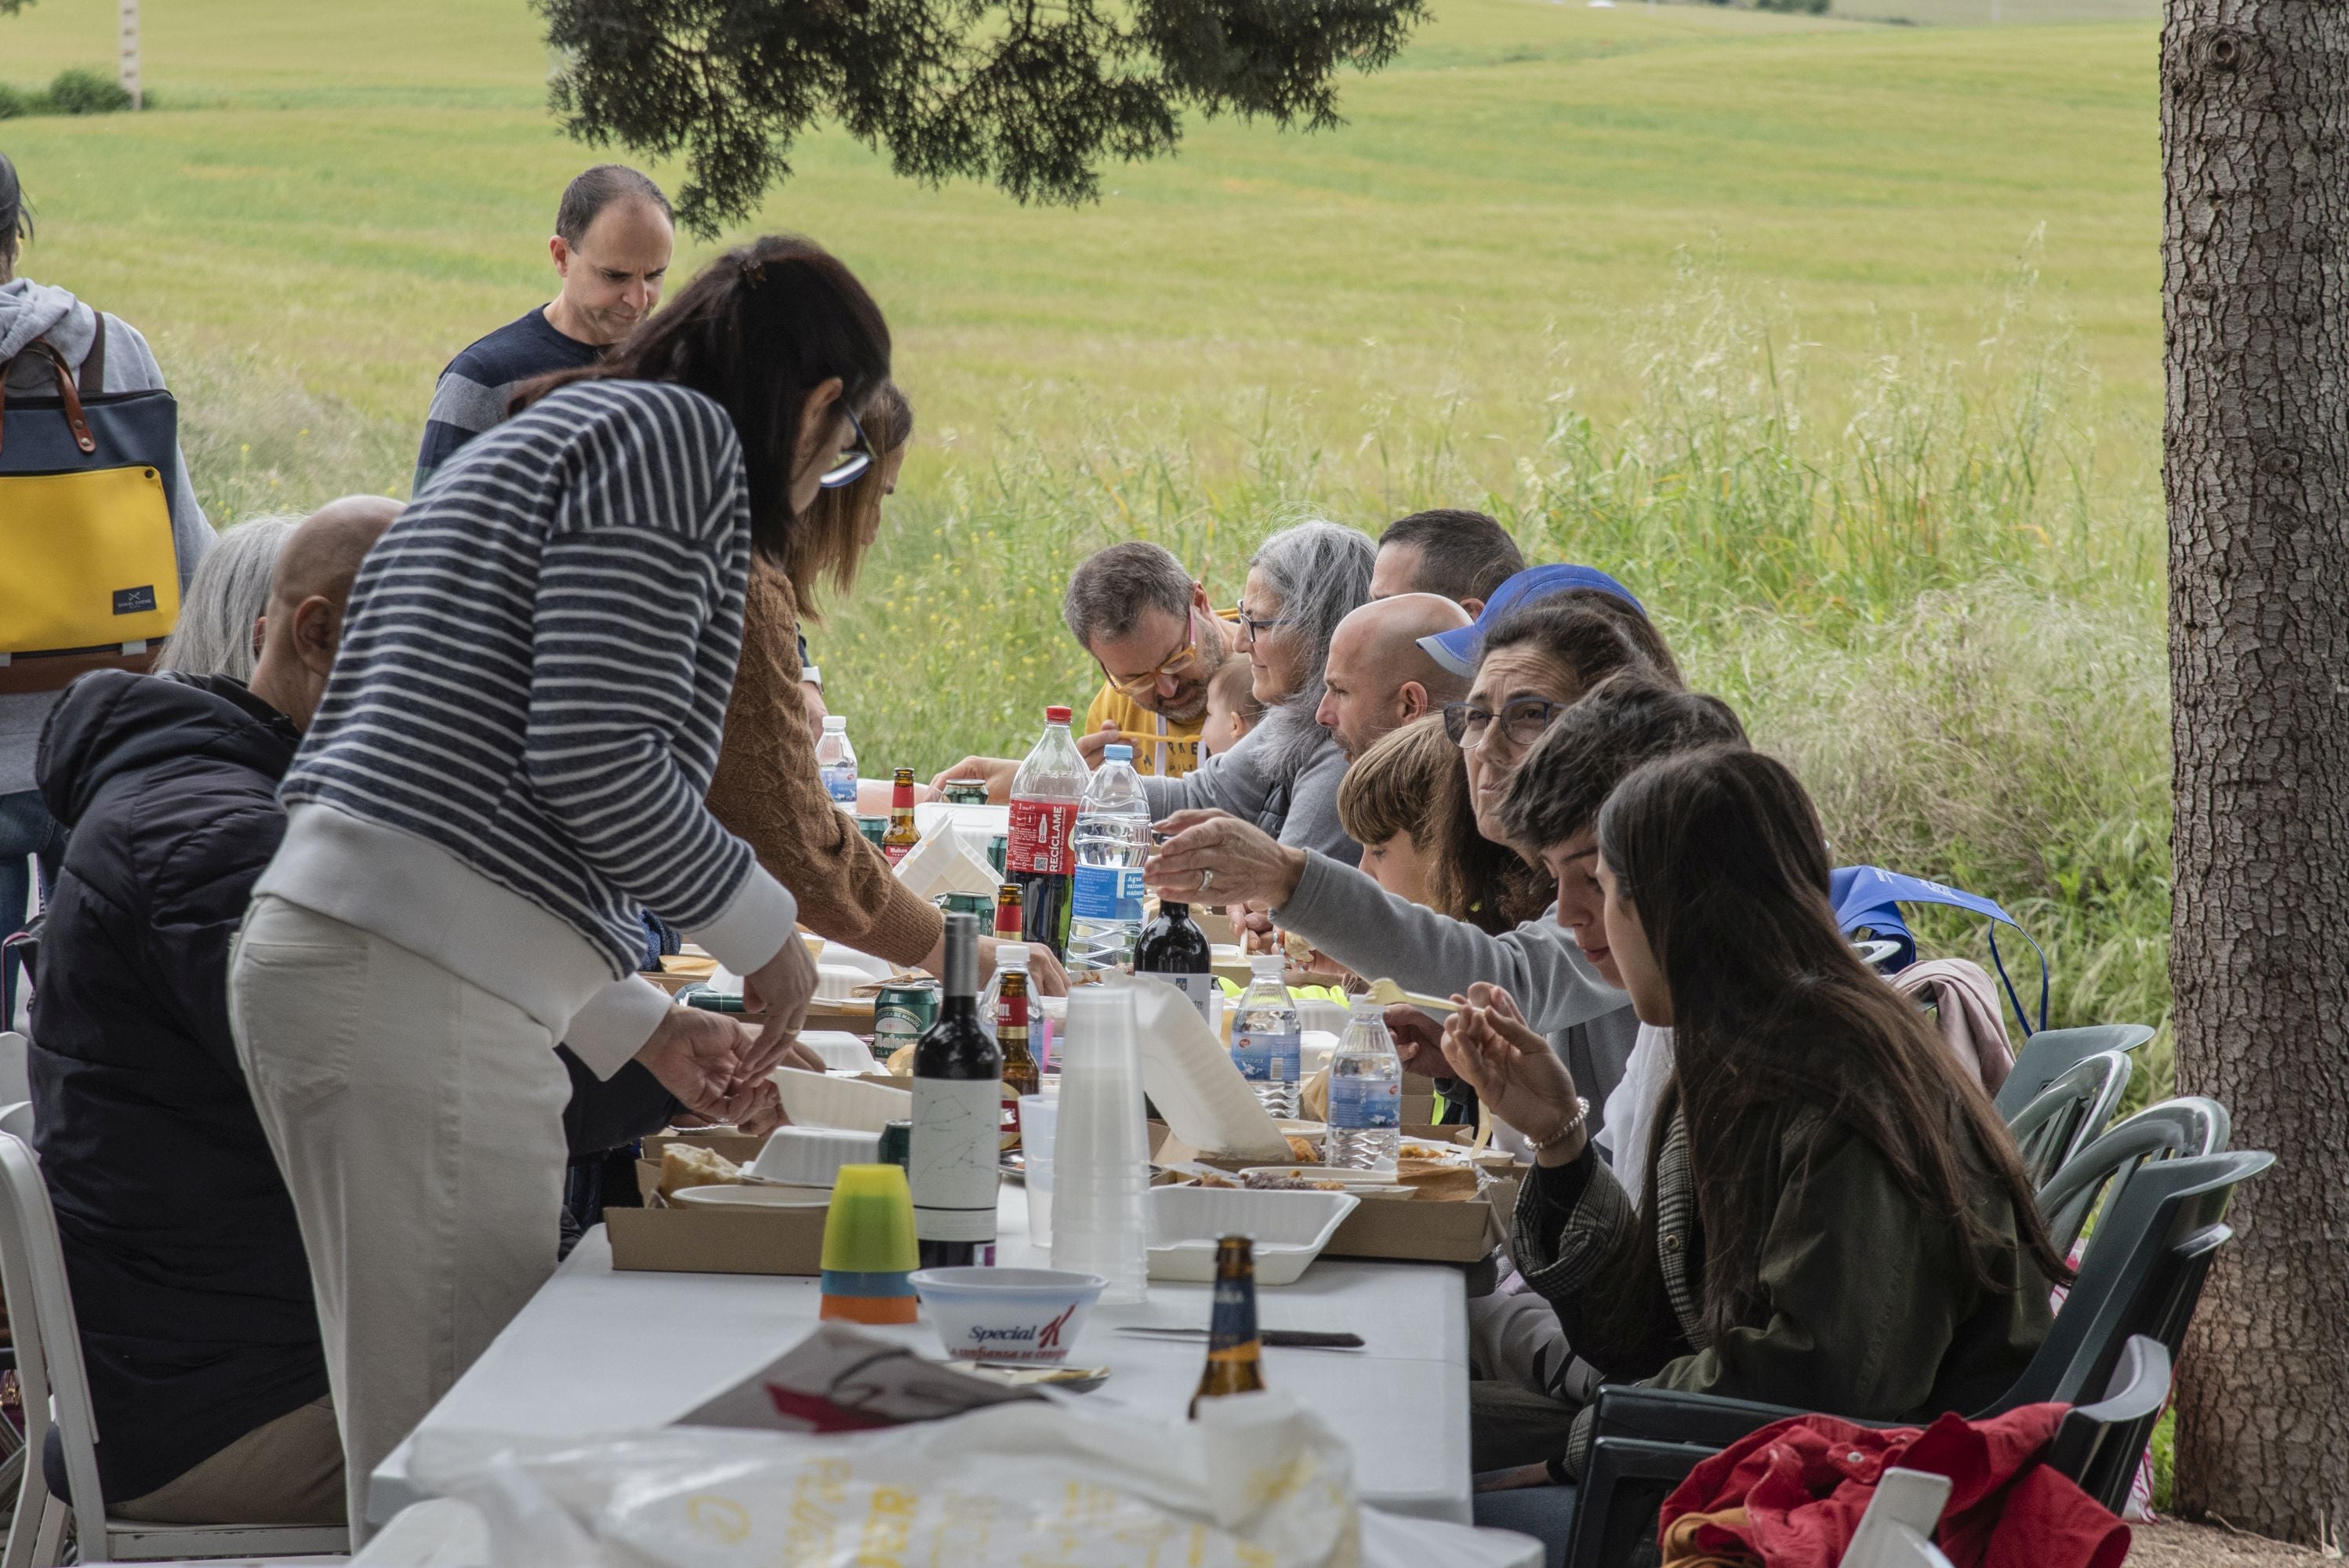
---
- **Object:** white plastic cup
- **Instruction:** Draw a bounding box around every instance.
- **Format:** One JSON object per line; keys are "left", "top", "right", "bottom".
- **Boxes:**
{"left": 1048, "top": 985, "right": 1151, "bottom": 1305}
{"left": 1019, "top": 1094, "right": 1057, "bottom": 1244}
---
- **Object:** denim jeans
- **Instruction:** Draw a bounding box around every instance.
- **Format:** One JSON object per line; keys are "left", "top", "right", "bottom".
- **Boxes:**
{"left": 0, "top": 789, "right": 64, "bottom": 1026}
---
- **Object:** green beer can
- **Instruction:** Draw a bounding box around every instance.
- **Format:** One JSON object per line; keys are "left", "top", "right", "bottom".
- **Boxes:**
{"left": 872, "top": 979, "right": 940, "bottom": 1061}
{"left": 855, "top": 815, "right": 889, "bottom": 851}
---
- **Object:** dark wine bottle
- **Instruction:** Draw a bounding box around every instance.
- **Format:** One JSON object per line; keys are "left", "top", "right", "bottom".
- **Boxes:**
{"left": 1135, "top": 901, "right": 1215, "bottom": 1022}
{"left": 911, "top": 914, "right": 1002, "bottom": 1268}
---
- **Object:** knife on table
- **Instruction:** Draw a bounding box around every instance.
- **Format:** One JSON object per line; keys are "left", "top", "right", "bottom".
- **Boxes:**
{"left": 1116, "top": 1327, "right": 1365, "bottom": 1350}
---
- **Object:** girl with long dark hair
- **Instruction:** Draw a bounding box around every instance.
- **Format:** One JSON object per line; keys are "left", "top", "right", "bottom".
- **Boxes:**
{"left": 1443, "top": 745, "right": 2060, "bottom": 1478}
{"left": 230, "top": 234, "right": 888, "bottom": 1534}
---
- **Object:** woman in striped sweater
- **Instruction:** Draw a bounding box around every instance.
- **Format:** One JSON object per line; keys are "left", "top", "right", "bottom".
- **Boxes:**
{"left": 228, "top": 236, "right": 891, "bottom": 1533}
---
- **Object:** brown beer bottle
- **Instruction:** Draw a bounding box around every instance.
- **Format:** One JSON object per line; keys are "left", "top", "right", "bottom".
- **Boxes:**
{"left": 993, "top": 882, "right": 1024, "bottom": 942}
{"left": 996, "top": 944, "right": 1040, "bottom": 1148}
{"left": 881, "top": 768, "right": 920, "bottom": 866}
{"left": 1189, "top": 1236, "right": 1266, "bottom": 1417}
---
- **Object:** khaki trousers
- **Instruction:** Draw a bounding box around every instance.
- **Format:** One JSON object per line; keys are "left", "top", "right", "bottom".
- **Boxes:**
{"left": 113, "top": 1397, "right": 344, "bottom": 1526}
{"left": 229, "top": 895, "right": 572, "bottom": 1541}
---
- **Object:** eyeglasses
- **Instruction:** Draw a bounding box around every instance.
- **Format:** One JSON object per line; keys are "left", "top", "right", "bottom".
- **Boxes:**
{"left": 1443, "top": 696, "right": 1566, "bottom": 750}
{"left": 1106, "top": 611, "right": 1203, "bottom": 699}
{"left": 1236, "top": 607, "right": 1299, "bottom": 644}
{"left": 817, "top": 406, "right": 874, "bottom": 490}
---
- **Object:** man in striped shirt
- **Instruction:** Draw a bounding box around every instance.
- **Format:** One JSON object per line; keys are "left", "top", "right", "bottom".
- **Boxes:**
{"left": 410, "top": 165, "right": 673, "bottom": 495}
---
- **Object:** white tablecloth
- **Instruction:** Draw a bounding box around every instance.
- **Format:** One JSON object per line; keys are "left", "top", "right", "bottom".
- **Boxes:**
{"left": 369, "top": 1189, "right": 1474, "bottom": 1527}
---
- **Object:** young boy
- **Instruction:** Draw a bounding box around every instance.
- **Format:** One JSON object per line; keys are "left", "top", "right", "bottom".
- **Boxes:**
{"left": 1333, "top": 715, "right": 1456, "bottom": 906}
{"left": 1198, "top": 656, "right": 1265, "bottom": 760}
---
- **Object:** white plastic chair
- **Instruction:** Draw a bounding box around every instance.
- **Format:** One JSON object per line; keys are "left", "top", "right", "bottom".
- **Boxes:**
{"left": 0, "top": 1132, "right": 348, "bottom": 1563}
{"left": 0, "top": 1036, "right": 28, "bottom": 1113}
{"left": 1839, "top": 1467, "right": 1955, "bottom": 1568}
{"left": 0, "top": 1101, "right": 30, "bottom": 1145}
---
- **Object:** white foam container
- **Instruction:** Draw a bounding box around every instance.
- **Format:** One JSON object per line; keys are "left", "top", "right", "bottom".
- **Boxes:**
{"left": 809, "top": 942, "right": 895, "bottom": 1004}
{"left": 751, "top": 1125, "right": 885, "bottom": 1187}
{"left": 797, "top": 1030, "right": 880, "bottom": 1073}
{"left": 1145, "top": 1185, "right": 1360, "bottom": 1286}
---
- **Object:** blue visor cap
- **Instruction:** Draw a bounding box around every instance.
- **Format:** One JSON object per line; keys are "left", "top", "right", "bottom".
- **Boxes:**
{"left": 1416, "top": 564, "right": 1646, "bottom": 678}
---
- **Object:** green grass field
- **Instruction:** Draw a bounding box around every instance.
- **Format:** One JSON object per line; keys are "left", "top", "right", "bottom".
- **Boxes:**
{"left": 4, "top": 0, "right": 2158, "bottom": 470}
{"left": 1, "top": 0, "right": 2174, "bottom": 1056}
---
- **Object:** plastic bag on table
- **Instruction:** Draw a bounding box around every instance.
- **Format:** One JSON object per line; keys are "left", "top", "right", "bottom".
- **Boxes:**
{"left": 358, "top": 1390, "right": 1539, "bottom": 1568}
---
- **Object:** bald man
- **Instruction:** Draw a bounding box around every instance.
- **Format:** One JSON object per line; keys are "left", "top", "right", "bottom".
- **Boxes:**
{"left": 1313, "top": 593, "right": 1473, "bottom": 762}
{"left": 24, "top": 495, "right": 405, "bottom": 1526}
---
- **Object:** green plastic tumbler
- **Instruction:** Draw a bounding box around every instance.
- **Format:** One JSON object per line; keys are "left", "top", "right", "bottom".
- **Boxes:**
{"left": 820, "top": 1164, "right": 920, "bottom": 1325}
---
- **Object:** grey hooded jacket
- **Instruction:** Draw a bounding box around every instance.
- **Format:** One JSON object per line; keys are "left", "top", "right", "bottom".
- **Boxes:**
{"left": 1274, "top": 848, "right": 1642, "bottom": 1142}
{"left": 0, "top": 278, "right": 212, "bottom": 793}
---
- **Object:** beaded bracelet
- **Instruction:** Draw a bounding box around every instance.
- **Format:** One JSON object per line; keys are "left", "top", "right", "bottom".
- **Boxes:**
{"left": 1529, "top": 1097, "right": 1591, "bottom": 1155}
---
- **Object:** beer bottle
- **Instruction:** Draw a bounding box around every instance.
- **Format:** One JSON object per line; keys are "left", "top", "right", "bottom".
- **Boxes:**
{"left": 995, "top": 943, "right": 1040, "bottom": 1149}
{"left": 1135, "top": 902, "right": 1216, "bottom": 1023}
{"left": 911, "top": 914, "right": 1002, "bottom": 1268}
{"left": 1189, "top": 1236, "right": 1266, "bottom": 1417}
{"left": 881, "top": 768, "right": 921, "bottom": 866}
{"left": 993, "top": 882, "right": 1024, "bottom": 942}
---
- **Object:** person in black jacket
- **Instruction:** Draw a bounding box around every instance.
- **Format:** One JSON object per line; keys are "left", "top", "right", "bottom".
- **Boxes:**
{"left": 25, "top": 497, "right": 750, "bottom": 1524}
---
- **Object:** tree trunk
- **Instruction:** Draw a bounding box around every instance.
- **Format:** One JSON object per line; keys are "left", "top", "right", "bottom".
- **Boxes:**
{"left": 2164, "top": 0, "right": 2349, "bottom": 1539}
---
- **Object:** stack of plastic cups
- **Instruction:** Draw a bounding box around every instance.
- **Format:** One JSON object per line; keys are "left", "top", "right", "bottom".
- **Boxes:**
{"left": 819, "top": 1164, "right": 920, "bottom": 1324}
{"left": 1018, "top": 1094, "right": 1058, "bottom": 1246}
{"left": 1048, "top": 985, "right": 1150, "bottom": 1305}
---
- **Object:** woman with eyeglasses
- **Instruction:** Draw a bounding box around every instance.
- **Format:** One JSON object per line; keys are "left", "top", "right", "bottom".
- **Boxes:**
{"left": 227, "top": 235, "right": 884, "bottom": 1534}
{"left": 1145, "top": 585, "right": 1675, "bottom": 1148}
{"left": 1124, "top": 520, "right": 1377, "bottom": 867}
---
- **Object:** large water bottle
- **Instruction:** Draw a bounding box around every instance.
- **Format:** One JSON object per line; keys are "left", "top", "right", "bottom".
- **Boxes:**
{"left": 1232, "top": 954, "right": 1302, "bottom": 1117}
{"left": 1069, "top": 743, "right": 1150, "bottom": 972}
{"left": 816, "top": 714, "right": 858, "bottom": 807}
{"left": 1327, "top": 997, "right": 1402, "bottom": 1171}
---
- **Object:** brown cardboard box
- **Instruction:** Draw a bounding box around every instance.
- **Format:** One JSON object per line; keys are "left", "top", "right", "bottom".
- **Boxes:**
{"left": 607, "top": 1190, "right": 828, "bottom": 1276}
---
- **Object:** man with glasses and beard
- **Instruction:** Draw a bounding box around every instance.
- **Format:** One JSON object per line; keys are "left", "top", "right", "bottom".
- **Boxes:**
{"left": 1061, "top": 542, "right": 1240, "bottom": 779}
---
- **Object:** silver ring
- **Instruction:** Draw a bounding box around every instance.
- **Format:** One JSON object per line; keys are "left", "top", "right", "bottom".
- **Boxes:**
{"left": 1199, "top": 868, "right": 1215, "bottom": 894}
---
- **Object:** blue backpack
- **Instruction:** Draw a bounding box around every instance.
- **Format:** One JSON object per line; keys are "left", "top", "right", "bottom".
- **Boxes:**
{"left": 1830, "top": 866, "right": 2048, "bottom": 1037}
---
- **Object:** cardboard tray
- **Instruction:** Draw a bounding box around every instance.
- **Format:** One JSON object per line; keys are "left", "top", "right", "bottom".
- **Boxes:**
{"left": 608, "top": 1185, "right": 828, "bottom": 1276}
{"left": 1151, "top": 1122, "right": 1518, "bottom": 1267}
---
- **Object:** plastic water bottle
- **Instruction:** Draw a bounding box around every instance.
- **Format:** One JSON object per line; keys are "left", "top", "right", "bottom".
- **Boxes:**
{"left": 1069, "top": 743, "right": 1150, "bottom": 972}
{"left": 1327, "top": 996, "right": 1402, "bottom": 1171}
{"left": 816, "top": 714, "right": 858, "bottom": 807}
{"left": 1232, "top": 954, "right": 1303, "bottom": 1118}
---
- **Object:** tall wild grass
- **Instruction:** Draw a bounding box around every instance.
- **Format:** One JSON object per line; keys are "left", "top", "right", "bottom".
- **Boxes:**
{"left": 824, "top": 267, "right": 2172, "bottom": 1053}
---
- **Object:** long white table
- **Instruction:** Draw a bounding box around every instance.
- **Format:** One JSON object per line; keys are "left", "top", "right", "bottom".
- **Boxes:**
{"left": 370, "top": 1190, "right": 1473, "bottom": 1528}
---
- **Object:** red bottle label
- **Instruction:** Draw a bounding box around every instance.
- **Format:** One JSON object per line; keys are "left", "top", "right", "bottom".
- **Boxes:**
{"left": 1007, "top": 799, "right": 1079, "bottom": 877}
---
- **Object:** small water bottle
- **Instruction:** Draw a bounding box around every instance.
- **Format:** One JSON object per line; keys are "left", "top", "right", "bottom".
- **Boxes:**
{"left": 1327, "top": 996, "right": 1402, "bottom": 1171}
{"left": 1232, "top": 954, "right": 1303, "bottom": 1118}
{"left": 1069, "top": 743, "right": 1150, "bottom": 971}
{"left": 816, "top": 714, "right": 859, "bottom": 807}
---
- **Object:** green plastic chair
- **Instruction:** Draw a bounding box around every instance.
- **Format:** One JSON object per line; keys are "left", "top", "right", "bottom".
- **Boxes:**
{"left": 2006, "top": 1050, "right": 2134, "bottom": 1191}
{"left": 2034, "top": 1095, "right": 2230, "bottom": 1256}
{"left": 1995, "top": 1024, "right": 2155, "bottom": 1121}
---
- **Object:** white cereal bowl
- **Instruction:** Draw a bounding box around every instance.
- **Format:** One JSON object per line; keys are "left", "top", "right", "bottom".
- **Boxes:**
{"left": 910, "top": 1266, "right": 1107, "bottom": 1363}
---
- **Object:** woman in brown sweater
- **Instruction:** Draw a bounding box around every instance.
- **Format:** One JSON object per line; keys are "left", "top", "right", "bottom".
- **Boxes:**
{"left": 705, "top": 386, "right": 1065, "bottom": 987}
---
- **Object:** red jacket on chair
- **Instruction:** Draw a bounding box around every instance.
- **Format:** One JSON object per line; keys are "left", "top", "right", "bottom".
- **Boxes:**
{"left": 1658, "top": 1403, "right": 2129, "bottom": 1568}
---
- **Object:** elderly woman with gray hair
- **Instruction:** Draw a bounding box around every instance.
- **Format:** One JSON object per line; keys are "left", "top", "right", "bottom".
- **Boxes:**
{"left": 155, "top": 515, "right": 298, "bottom": 681}
{"left": 933, "top": 519, "right": 1374, "bottom": 863}
{"left": 1133, "top": 520, "right": 1374, "bottom": 866}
